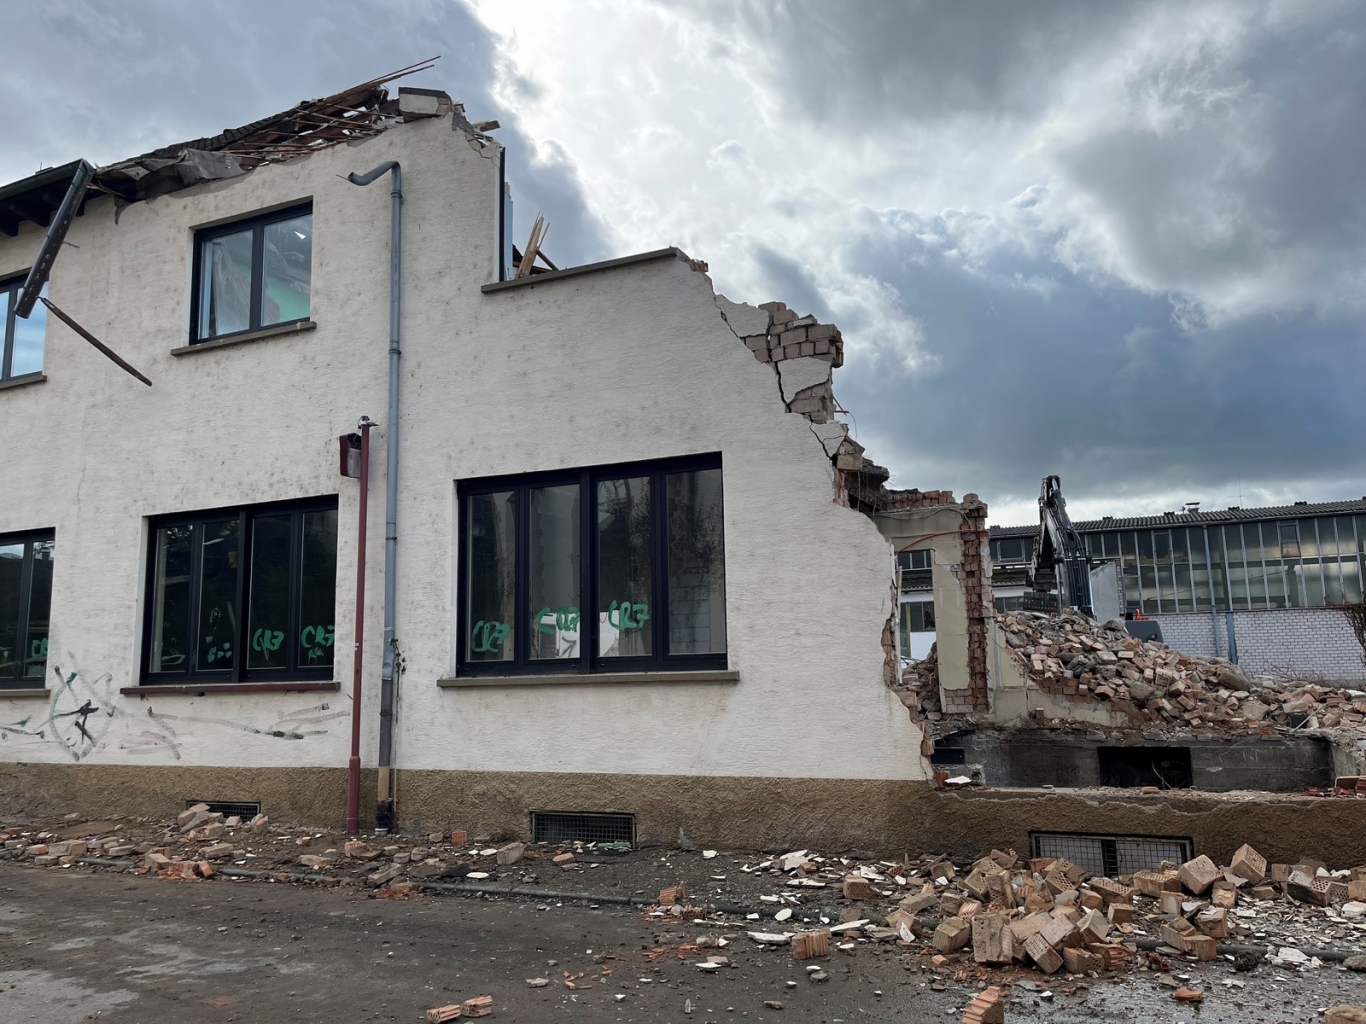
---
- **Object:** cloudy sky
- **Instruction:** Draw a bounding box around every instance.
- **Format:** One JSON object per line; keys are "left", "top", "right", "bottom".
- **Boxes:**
{"left": 5, "top": 1, "right": 1365, "bottom": 524}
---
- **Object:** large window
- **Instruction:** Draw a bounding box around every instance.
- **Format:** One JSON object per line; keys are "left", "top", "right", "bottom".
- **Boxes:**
{"left": 1, "top": 274, "right": 47, "bottom": 382}
{"left": 192, "top": 203, "right": 313, "bottom": 342}
{"left": 457, "top": 455, "right": 727, "bottom": 675}
{"left": 142, "top": 499, "right": 337, "bottom": 684}
{"left": 1107, "top": 515, "right": 1366, "bottom": 615}
{"left": 0, "top": 532, "right": 54, "bottom": 687}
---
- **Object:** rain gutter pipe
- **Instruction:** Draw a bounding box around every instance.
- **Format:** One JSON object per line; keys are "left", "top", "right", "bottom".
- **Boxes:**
{"left": 346, "top": 161, "right": 402, "bottom": 829}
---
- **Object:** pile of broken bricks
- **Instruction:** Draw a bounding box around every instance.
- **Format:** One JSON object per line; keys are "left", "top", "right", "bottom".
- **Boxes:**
{"left": 906, "top": 609, "right": 1366, "bottom": 755}
{"left": 0, "top": 808, "right": 609, "bottom": 891}
{"left": 999, "top": 610, "right": 1366, "bottom": 737}
{"left": 695, "top": 841, "right": 1366, "bottom": 987}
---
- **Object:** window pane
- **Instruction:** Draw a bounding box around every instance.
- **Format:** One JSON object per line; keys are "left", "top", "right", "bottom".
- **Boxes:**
{"left": 299, "top": 509, "right": 338, "bottom": 669}
{"left": 1298, "top": 519, "right": 1321, "bottom": 558}
{"left": 10, "top": 284, "right": 46, "bottom": 377}
{"left": 667, "top": 468, "right": 726, "bottom": 655}
{"left": 1154, "top": 530, "right": 1171, "bottom": 560}
{"left": 23, "top": 539, "right": 53, "bottom": 679}
{"left": 260, "top": 214, "right": 312, "bottom": 326}
{"left": 468, "top": 492, "right": 516, "bottom": 662}
{"left": 1342, "top": 556, "right": 1364, "bottom": 604}
{"left": 598, "top": 477, "right": 652, "bottom": 658}
{"left": 196, "top": 519, "right": 239, "bottom": 672}
{"left": 1279, "top": 521, "right": 1300, "bottom": 558}
{"left": 198, "top": 229, "right": 253, "bottom": 338}
{"left": 0, "top": 542, "right": 22, "bottom": 679}
{"left": 1242, "top": 524, "right": 1268, "bottom": 609}
{"left": 1139, "top": 564, "right": 1159, "bottom": 613}
{"left": 151, "top": 526, "right": 193, "bottom": 672}
{"left": 1173, "top": 562, "right": 1194, "bottom": 612}
{"left": 247, "top": 515, "right": 291, "bottom": 670}
{"left": 529, "top": 485, "right": 580, "bottom": 660}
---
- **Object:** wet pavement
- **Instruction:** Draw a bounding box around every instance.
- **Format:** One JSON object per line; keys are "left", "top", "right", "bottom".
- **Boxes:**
{"left": 2, "top": 862, "right": 1365, "bottom": 1022}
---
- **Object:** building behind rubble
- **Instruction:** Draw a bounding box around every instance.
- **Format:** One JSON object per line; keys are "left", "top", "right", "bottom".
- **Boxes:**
{"left": 989, "top": 499, "right": 1366, "bottom": 682}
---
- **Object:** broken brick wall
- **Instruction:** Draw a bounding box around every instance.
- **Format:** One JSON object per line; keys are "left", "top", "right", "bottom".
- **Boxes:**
{"left": 875, "top": 497, "right": 994, "bottom": 721}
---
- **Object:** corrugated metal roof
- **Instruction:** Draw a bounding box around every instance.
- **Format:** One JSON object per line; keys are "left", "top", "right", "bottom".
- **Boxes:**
{"left": 993, "top": 497, "right": 1366, "bottom": 537}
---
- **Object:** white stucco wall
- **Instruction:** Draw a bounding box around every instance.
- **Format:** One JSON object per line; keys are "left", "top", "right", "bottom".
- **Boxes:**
{"left": 0, "top": 112, "right": 926, "bottom": 783}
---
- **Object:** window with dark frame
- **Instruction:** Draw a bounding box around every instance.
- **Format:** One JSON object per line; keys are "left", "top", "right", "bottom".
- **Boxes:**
{"left": 142, "top": 499, "right": 337, "bottom": 684}
{"left": 1, "top": 273, "right": 47, "bottom": 382}
{"left": 457, "top": 455, "right": 727, "bottom": 676}
{"left": 192, "top": 203, "right": 313, "bottom": 343}
{"left": 0, "top": 531, "right": 54, "bottom": 687}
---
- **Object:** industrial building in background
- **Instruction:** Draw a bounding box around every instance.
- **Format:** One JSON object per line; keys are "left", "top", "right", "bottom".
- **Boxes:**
{"left": 989, "top": 498, "right": 1366, "bottom": 681}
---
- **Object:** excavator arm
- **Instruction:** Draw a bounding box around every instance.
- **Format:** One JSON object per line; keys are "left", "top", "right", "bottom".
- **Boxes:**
{"left": 1029, "top": 475, "right": 1094, "bottom": 616}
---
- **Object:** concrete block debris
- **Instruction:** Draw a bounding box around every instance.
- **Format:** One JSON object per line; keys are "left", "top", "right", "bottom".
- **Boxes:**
{"left": 961, "top": 985, "right": 1004, "bottom": 1024}
{"left": 1178, "top": 855, "right": 1221, "bottom": 896}
{"left": 462, "top": 996, "right": 493, "bottom": 1018}
{"left": 1230, "top": 843, "right": 1267, "bottom": 884}
{"left": 932, "top": 917, "right": 972, "bottom": 953}
{"left": 791, "top": 929, "right": 830, "bottom": 960}
{"left": 842, "top": 875, "right": 875, "bottom": 900}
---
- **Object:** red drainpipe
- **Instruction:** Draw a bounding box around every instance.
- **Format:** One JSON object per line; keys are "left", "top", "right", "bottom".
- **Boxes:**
{"left": 347, "top": 418, "right": 373, "bottom": 835}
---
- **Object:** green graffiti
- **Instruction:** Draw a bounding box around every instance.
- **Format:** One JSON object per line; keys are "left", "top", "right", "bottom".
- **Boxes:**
{"left": 29, "top": 637, "right": 48, "bottom": 659}
{"left": 301, "top": 624, "right": 335, "bottom": 662}
{"left": 471, "top": 620, "right": 510, "bottom": 653}
{"left": 251, "top": 628, "right": 284, "bottom": 653}
{"left": 535, "top": 606, "right": 580, "bottom": 634}
{"left": 607, "top": 600, "right": 649, "bottom": 632}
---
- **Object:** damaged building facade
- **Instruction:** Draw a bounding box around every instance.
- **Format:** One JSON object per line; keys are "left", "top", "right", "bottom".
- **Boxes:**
{"left": 0, "top": 74, "right": 929, "bottom": 850}
{"left": 6, "top": 76, "right": 1366, "bottom": 866}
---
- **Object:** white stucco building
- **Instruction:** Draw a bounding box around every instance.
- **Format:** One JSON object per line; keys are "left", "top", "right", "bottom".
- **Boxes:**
{"left": 0, "top": 78, "right": 933, "bottom": 848}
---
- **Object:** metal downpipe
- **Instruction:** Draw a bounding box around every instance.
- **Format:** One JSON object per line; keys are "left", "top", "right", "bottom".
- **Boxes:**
{"left": 346, "top": 161, "right": 402, "bottom": 829}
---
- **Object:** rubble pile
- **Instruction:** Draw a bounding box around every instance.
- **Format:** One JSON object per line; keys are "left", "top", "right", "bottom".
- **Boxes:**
{"left": 0, "top": 806, "right": 621, "bottom": 890}
{"left": 997, "top": 610, "right": 1366, "bottom": 735}
{"left": 903, "top": 609, "right": 1366, "bottom": 743}
{"left": 703, "top": 840, "right": 1366, "bottom": 981}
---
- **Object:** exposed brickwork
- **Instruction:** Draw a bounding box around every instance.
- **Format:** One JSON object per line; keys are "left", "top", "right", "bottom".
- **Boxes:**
{"left": 735, "top": 300, "right": 870, "bottom": 499}
{"left": 745, "top": 301, "right": 845, "bottom": 374}
{"left": 883, "top": 488, "right": 957, "bottom": 511}
{"left": 959, "top": 494, "right": 992, "bottom": 711}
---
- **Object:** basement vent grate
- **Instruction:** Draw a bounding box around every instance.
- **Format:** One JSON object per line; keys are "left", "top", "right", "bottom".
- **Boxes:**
{"left": 1031, "top": 831, "right": 1193, "bottom": 877}
{"left": 531, "top": 811, "right": 635, "bottom": 846}
{"left": 187, "top": 800, "right": 261, "bottom": 820}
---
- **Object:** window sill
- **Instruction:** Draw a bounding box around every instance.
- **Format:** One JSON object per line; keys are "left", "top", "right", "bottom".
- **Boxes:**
{"left": 171, "top": 320, "right": 317, "bottom": 355}
{"left": 0, "top": 373, "right": 47, "bottom": 393}
{"left": 121, "top": 680, "right": 339, "bottom": 696}
{"left": 0, "top": 687, "right": 51, "bottom": 699}
{"left": 437, "top": 670, "right": 739, "bottom": 689}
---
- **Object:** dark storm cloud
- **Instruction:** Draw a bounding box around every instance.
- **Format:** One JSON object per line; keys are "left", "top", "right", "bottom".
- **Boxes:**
{"left": 837, "top": 214, "right": 1366, "bottom": 518}
{"left": 0, "top": 0, "right": 609, "bottom": 266}
{"left": 685, "top": 0, "right": 1366, "bottom": 513}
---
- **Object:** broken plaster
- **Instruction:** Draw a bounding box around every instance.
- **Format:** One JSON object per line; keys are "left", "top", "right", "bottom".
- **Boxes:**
{"left": 706, "top": 276, "right": 856, "bottom": 469}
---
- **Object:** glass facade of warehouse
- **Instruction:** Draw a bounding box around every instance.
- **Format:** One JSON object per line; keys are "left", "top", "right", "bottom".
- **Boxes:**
{"left": 989, "top": 506, "right": 1366, "bottom": 617}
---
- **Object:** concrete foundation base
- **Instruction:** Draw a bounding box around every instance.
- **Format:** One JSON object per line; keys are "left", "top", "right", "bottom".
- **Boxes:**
{"left": 5, "top": 763, "right": 1365, "bottom": 867}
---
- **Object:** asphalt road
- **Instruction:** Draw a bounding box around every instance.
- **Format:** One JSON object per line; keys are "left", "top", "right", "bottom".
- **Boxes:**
{"left": 0, "top": 862, "right": 1360, "bottom": 1023}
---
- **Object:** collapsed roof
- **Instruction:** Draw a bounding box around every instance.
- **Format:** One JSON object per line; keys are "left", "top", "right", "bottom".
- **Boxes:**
{"left": 0, "top": 59, "right": 461, "bottom": 236}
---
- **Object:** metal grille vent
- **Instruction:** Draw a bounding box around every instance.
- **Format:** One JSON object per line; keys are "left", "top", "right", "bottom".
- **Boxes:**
{"left": 531, "top": 811, "right": 635, "bottom": 846}
{"left": 1031, "top": 831, "right": 1193, "bottom": 877}
{"left": 188, "top": 800, "right": 261, "bottom": 820}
